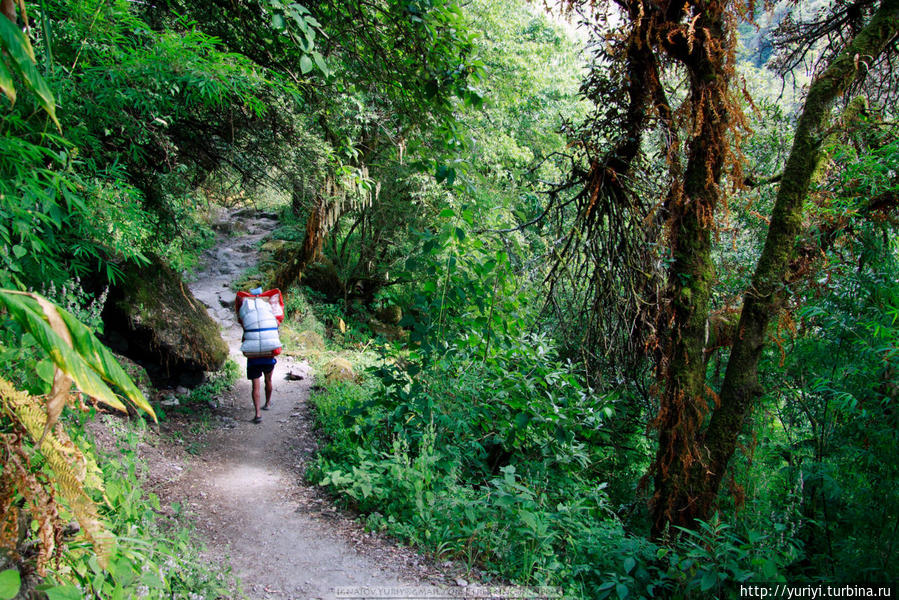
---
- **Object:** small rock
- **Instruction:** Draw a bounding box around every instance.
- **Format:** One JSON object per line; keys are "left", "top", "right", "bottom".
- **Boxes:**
{"left": 456, "top": 578, "right": 468, "bottom": 587}
{"left": 261, "top": 239, "right": 289, "bottom": 253}
{"left": 175, "top": 386, "right": 189, "bottom": 395}
{"left": 160, "top": 397, "right": 179, "bottom": 407}
{"left": 323, "top": 357, "right": 355, "bottom": 383}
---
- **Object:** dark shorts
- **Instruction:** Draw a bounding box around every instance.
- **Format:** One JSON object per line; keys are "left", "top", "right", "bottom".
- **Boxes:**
{"left": 247, "top": 358, "right": 276, "bottom": 380}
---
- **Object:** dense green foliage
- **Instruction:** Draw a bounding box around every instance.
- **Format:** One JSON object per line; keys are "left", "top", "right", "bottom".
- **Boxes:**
{"left": 44, "top": 415, "right": 236, "bottom": 598}
{"left": 1, "top": 0, "right": 897, "bottom": 597}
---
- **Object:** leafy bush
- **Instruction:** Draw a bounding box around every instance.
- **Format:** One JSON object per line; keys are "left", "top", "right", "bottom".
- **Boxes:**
{"left": 40, "top": 415, "right": 236, "bottom": 599}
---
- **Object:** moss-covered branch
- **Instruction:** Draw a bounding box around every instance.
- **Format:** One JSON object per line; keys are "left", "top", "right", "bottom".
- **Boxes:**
{"left": 701, "top": 0, "right": 899, "bottom": 508}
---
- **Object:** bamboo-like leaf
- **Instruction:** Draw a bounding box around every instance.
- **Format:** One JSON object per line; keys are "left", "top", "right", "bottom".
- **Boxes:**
{"left": 0, "top": 7, "right": 35, "bottom": 61}
{"left": 0, "top": 17, "right": 59, "bottom": 130}
{"left": 54, "top": 301, "right": 155, "bottom": 418}
{"left": 32, "top": 295, "right": 74, "bottom": 435}
{"left": 38, "top": 0, "right": 53, "bottom": 73}
{"left": 0, "top": 291, "right": 155, "bottom": 421}
{"left": 0, "top": 60, "right": 15, "bottom": 104}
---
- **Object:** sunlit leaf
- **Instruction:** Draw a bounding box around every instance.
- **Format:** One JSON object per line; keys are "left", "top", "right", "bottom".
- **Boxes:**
{"left": 0, "top": 17, "right": 59, "bottom": 129}
{"left": 0, "top": 60, "right": 15, "bottom": 104}
{"left": 0, "top": 569, "right": 21, "bottom": 600}
{"left": 300, "top": 54, "right": 313, "bottom": 74}
{"left": 0, "top": 290, "right": 155, "bottom": 421}
{"left": 43, "top": 585, "right": 82, "bottom": 600}
{"left": 311, "top": 50, "right": 328, "bottom": 75}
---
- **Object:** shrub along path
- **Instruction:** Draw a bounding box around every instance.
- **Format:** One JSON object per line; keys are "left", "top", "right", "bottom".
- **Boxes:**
{"left": 154, "top": 209, "right": 454, "bottom": 599}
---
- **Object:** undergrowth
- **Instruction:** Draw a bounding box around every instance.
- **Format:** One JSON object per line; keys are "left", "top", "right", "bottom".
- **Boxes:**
{"left": 301, "top": 224, "right": 798, "bottom": 599}
{"left": 152, "top": 360, "right": 240, "bottom": 422}
{"left": 36, "top": 411, "right": 237, "bottom": 599}
{"left": 308, "top": 344, "right": 794, "bottom": 599}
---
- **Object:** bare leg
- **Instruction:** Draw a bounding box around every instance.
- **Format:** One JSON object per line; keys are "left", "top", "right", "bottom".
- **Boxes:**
{"left": 262, "top": 370, "right": 273, "bottom": 409}
{"left": 251, "top": 377, "right": 262, "bottom": 419}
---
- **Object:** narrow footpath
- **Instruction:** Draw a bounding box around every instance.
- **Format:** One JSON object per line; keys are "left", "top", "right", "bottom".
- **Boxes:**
{"left": 154, "top": 209, "right": 449, "bottom": 599}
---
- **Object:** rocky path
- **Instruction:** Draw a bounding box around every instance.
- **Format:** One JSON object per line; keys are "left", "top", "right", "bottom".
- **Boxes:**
{"left": 158, "top": 209, "right": 449, "bottom": 599}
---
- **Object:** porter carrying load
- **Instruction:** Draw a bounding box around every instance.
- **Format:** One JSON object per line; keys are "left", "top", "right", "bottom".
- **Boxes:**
{"left": 235, "top": 288, "right": 285, "bottom": 358}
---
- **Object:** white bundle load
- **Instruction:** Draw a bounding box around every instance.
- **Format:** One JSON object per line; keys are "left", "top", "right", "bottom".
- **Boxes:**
{"left": 238, "top": 296, "right": 283, "bottom": 358}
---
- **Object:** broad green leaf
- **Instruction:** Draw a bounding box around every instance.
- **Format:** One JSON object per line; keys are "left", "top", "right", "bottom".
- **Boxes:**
{"left": 0, "top": 60, "right": 15, "bottom": 104}
{"left": 35, "top": 358, "right": 55, "bottom": 385}
{"left": 0, "top": 291, "right": 155, "bottom": 420}
{"left": 597, "top": 581, "right": 616, "bottom": 592}
{"left": 311, "top": 50, "right": 328, "bottom": 75}
{"left": 139, "top": 570, "right": 166, "bottom": 589}
{"left": 0, "top": 569, "right": 20, "bottom": 600}
{"left": 700, "top": 570, "right": 717, "bottom": 591}
{"left": 0, "top": 17, "right": 59, "bottom": 129}
{"left": 514, "top": 411, "right": 530, "bottom": 429}
{"left": 43, "top": 585, "right": 82, "bottom": 600}
{"left": 518, "top": 509, "right": 538, "bottom": 530}
{"left": 299, "top": 54, "right": 313, "bottom": 74}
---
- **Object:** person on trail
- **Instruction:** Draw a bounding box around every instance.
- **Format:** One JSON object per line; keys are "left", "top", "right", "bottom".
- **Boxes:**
{"left": 247, "top": 356, "right": 275, "bottom": 423}
{"left": 235, "top": 287, "right": 285, "bottom": 424}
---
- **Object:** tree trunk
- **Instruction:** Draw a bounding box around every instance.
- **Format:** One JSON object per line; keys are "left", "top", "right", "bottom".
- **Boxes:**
{"left": 1, "top": 0, "right": 15, "bottom": 22}
{"left": 660, "top": 0, "right": 899, "bottom": 533}
{"left": 650, "top": 2, "right": 732, "bottom": 537}
{"left": 273, "top": 194, "right": 327, "bottom": 289}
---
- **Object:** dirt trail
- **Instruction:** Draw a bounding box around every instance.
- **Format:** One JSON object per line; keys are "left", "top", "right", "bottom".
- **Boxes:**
{"left": 158, "top": 209, "right": 450, "bottom": 599}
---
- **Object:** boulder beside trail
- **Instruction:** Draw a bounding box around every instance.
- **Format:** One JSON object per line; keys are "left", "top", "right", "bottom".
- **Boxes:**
{"left": 104, "top": 257, "right": 228, "bottom": 380}
{"left": 369, "top": 319, "right": 406, "bottom": 341}
{"left": 294, "top": 330, "right": 326, "bottom": 351}
{"left": 324, "top": 357, "right": 355, "bottom": 383}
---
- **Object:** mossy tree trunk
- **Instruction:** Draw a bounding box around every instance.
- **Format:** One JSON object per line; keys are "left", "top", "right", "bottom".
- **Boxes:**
{"left": 563, "top": 0, "right": 899, "bottom": 539}
{"left": 649, "top": 0, "right": 733, "bottom": 538}
{"left": 273, "top": 193, "right": 327, "bottom": 289}
{"left": 693, "top": 0, "right": 899, "bottom": 520}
